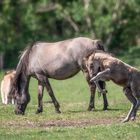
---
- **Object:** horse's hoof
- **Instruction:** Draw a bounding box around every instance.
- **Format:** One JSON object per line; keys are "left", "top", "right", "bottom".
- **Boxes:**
{"left": 103, "top": 107, "right": 108, "bottom": 111}
{"left": 87, "top": 108, "right": 95, "bottom": 111}
{"left": 36, "top": 108, "right": 43, "bottom": 114}
{"left": 130, "top": 116, "right": 135, "bottom": 121}
{"left": 103, "top": 105, "right": 108, "bottom": 111}
{"left": 87, "top": 106, "right": 95, "bottom": 111}
{"left": 56, "top": 110, "right": 61, "bottom": 113}
{"left": 36, "top": 109, "right": 43, "bottom": 114}
{"left": 14, "top": 109, "right": 24, "bottom": 115}
{"left": 87, "top": 108, "right": 92, "bottom": 111}
{"left": 122, "top": 118, "right": 129, "bottom": 123}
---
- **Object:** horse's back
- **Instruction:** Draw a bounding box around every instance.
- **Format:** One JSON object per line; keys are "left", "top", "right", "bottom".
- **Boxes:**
{"left": 27, "top": 37, "right": 103, "bottom": 79}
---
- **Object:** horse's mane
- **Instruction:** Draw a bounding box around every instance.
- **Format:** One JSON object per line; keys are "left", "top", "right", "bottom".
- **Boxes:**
{"left": 11, "top": 42, "right": 36, "bottom": 95}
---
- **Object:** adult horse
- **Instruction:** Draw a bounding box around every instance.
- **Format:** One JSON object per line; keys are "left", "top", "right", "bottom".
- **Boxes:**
{"left": 11, "top": 37, "right": 108, "bottom": 115}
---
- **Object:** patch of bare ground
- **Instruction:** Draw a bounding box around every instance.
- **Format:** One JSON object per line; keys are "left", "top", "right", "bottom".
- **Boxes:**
{"left": 1, "top": 118, "right": 120, "bottom": 128}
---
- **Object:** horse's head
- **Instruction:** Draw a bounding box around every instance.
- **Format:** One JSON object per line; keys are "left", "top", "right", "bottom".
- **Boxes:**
{"left": 12, "top": 73, "right": 30, "bottom": 115}
{"left": 14, "top": 93, "right": 29, "bottom": 115}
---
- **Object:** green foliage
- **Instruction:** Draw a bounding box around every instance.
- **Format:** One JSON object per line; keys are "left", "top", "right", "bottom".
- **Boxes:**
{"left": 0, "top": 0, "right": 139, "bottom": 68}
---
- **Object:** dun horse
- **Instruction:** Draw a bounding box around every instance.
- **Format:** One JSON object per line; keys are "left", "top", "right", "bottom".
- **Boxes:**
{"left": 84, "top": 50, "right": 140, "bottom": 122}
{"left": 11, "top": 37, "right": 108, "bottom": 115}
{"left": 1, "top": 70, "right": 16, "bottom": 104}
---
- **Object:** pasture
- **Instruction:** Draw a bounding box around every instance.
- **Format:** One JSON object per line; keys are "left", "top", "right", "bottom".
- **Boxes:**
{"left": 0, "top": 47, "right": 140, "bottom": 140}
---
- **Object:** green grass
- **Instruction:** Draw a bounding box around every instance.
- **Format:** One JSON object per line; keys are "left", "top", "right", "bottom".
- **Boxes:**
{"left": 0, "top": 47, "right": 140, "bottom": 140}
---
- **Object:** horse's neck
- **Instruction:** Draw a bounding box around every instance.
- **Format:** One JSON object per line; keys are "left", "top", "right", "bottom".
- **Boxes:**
{"left": 17, "top": 73, "right": 30, "bottom": 93}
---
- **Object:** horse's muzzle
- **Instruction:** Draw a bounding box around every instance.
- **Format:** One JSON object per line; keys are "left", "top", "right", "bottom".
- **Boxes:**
{"left": 14, "top": 109, "right": 24, "bottom": 115}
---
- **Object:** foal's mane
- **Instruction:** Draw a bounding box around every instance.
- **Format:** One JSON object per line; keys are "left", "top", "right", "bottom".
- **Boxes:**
{"left": 85, "top": 50, "right": 114, "bottom": 60}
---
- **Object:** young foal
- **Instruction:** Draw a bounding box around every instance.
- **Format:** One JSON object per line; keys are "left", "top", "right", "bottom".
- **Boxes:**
{"left": 84, "top": 51, "right": 140, "bottom": 122}
{"left": 1, "top": 70, "right": 16, "bottom": 104}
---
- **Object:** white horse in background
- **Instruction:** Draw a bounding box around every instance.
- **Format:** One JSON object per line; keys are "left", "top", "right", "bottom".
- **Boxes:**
{"left": 1, "top": 70, "right": 16, "bottom": 104}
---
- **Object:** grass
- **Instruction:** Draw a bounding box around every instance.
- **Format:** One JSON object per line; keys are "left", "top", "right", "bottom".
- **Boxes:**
{"left": 0, "top": 46, "right": 140, "bottom": 140}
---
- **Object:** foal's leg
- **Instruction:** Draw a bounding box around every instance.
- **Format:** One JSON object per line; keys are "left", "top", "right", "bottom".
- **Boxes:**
{"left": 82, "top": 68, "right": 96, "bottom": 111}
{"left": 36, "top": 81, "right": 44, "bottom": 114}
{"left": 82, "top": 69, "right": 108, "bottom": 111}
{"left": 130, "top": 98, "right": 140, "bottom": 121}
{"left": 122, "top": 87, "right": 137, "bottom": 122}
{"left": 98, "top": 81, "right": 108, "bottom": 110}
{"left": 90, "top": 68, "right": 111, "bottom": 93}
{"left": 129, "top": 90, "right": 140, "bottom": 121}
{"left": 45, "top": 78, "right": 61, "bottom": 113}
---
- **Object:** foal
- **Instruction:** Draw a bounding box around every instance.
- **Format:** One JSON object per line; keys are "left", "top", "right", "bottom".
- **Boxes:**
{"left": 84, "top": 51, "right": 140, "bottom": 122}
{"left": 1, "top": 70, "right": 16, "bottom": 104}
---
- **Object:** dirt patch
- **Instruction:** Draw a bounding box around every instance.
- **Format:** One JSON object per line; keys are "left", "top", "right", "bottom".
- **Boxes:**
{"left": 39, "top": 118, "right": 119, "bottom": 127}
{"left": 2, "top": 118, "right": 120, "bottom": 128}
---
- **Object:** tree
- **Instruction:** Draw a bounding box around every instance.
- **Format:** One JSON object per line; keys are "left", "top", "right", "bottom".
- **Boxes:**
{"left": 0, "top": 0, "right": 139, "bottom": 68}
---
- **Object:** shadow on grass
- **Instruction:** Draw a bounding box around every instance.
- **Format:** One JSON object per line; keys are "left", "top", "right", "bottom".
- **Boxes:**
{"left": 65, "top": 108, "right": 127, "bottom": 114}
{"left": 66, "top": 110, "right": 87, "bottom": 114}
{"left": 104, "top": 108, "right": 127, "bottom": 111}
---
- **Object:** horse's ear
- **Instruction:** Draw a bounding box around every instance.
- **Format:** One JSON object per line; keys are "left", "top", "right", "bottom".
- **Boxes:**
{"left": 93, "top": 40, "right": 105, "bottom": 51}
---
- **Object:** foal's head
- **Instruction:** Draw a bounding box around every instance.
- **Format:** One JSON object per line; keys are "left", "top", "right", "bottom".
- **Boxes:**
{"left": 83, "top": 51, "right": 102, "bottom": 77}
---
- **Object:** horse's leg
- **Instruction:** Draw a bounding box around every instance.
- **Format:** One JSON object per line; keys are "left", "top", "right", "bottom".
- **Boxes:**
{"left": 7, "top": 95, "right": 12, "bottom": 104}
{"left": 11, "top": 98, "right": 15, "bottom": 104}
{"left": 5, "top": 96, "right": 8, "bottom": 104}
{"left": 45, "top": 78, "right": 61, "bottom": 113}
{"left": 122, "top": 87, "right": 137, "bottom": 123}
{"left": 0, "top": 81, "right": 5, "bottom": 104}
{"left": 36, "top": 81, "right": 44, "bottom": 114}
{"left": 98, "top": 81, "right": 108, "bottom": 110}
{"left": 82, "top": 69, "right": 96, "bottom": 111}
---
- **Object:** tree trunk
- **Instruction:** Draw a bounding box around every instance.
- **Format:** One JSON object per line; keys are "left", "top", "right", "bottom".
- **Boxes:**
{"left": 0, "top": 52, "right": 4, "bottom": 70}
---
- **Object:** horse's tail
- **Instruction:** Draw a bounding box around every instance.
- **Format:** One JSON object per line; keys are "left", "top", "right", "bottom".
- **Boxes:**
{"left": 11, "top": 42, "right": 35, "bottom": 96}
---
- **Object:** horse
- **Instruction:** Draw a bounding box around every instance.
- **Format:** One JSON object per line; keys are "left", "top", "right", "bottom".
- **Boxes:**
{"left": 11, "top": 37, "right": 109, "bottom": 115}
{"left": 1, "top": 70, "right": 16, "bottom": 104}
{"left": 84, "top": 50, "right": 140, "bottom": 122}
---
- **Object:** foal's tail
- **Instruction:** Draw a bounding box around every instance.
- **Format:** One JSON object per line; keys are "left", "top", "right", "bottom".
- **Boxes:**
{"left": 10, "top": 42, "right": 35, "bottom": 96}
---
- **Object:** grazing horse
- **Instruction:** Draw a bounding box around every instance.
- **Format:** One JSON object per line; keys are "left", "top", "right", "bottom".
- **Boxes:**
{"left": 11, "top": 37, "right": 108, "bottom": 115}
{"left": 84, "top": 50, "right": 140, "bottom": 122}
{"left": 1, "top": 70, "right": 16, "bottom": 104}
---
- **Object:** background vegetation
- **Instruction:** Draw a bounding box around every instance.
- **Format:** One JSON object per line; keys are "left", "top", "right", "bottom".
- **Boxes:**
{"left": 0, "top": 0, "right": 140, "bottom": 68}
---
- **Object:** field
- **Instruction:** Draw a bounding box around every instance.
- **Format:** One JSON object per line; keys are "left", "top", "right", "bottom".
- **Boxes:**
{"left": 0, "top": 47, "right": 140, "bottom": 140}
